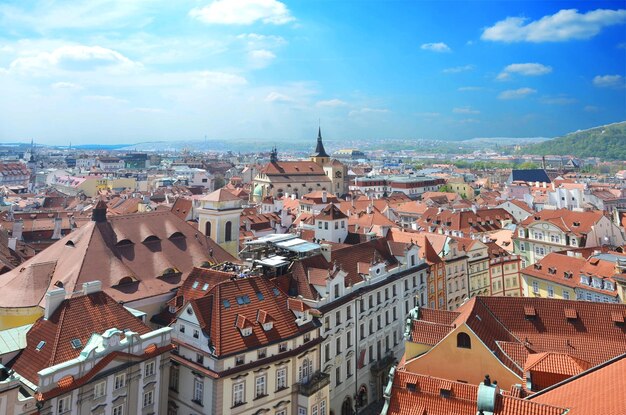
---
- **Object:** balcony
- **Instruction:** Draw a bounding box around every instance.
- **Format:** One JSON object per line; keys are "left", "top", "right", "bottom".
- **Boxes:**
{"left": 296, "top": 371, "right": 330, "bottom": 397}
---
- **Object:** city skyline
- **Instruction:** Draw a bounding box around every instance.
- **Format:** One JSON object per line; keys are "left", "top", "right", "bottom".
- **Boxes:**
{"left": 1, "top": 0, "right": 625, "bottom": 144}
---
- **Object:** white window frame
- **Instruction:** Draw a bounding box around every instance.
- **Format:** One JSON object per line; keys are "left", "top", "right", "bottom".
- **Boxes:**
{"left": 93, "top": 380, "right": 106, "bottom": 399}
{"left": 57, "top": 395, "right": 71, "bottom": 413}
{"left": 193, "top": 378, "right": 204, "bottom": 404}
{"left": 143, "top": 390, "right": 154, "bottom": 408}
{"left": 233, "top": 381, "right": 245, "bottom": 406}
{"left": 276, "top": 367, "right": 287, "bottom": 390}
{"left": 114, "top": 373, "right": 126, "bottom": 390}
{"left": 113, "top": 405, "right": 124, "bottom": 415}
{"left": 255, "top": 374, "right": 267, "bottom": 398}
{"left": 144, "top": 360, "right": 156, "bottom": 377}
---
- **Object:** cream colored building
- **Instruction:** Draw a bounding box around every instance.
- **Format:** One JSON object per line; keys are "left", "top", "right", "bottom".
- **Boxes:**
{"left": 197, "top": 188, "right": 244, "bottom": 257}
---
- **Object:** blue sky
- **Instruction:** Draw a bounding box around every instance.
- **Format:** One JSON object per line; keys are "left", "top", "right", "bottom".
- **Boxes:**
{"left": 0, "top": 0, "right": 624, "bottom": 144}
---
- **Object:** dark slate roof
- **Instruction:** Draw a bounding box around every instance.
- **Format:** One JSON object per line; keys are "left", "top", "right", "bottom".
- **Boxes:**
{"left": 310, "top": 127, "right": 329, "bottom": 158}
{"left": 510, "top": 169, "right": 551, "bottom": 184}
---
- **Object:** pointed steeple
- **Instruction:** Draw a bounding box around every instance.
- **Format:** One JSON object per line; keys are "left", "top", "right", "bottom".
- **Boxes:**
{"left": 311, "top": 127, "right": 329, "bottom": 158}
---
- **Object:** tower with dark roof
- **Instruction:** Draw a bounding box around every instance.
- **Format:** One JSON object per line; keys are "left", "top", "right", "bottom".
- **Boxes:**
{"left": 310, "top": 127, "right": 330, "bottom": 167}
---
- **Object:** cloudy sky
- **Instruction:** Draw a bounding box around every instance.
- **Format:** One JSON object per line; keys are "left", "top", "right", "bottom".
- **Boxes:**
{"left": 0, "top": 0, "right": 624, "bottom": 144}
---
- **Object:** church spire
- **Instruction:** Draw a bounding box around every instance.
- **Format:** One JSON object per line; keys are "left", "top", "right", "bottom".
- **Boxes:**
{"left": 311, "top": 126, "right": 329, "bottom": 158}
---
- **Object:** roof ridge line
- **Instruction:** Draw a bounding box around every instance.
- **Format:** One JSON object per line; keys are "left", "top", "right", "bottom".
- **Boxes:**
{"left": 49, "top": 298, "right": 69, "bottom": 366}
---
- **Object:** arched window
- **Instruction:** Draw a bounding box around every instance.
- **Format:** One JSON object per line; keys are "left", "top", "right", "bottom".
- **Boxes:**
{"left": 457, "top": 332, "right": 471, "bottom": 349}
{"left": 225, "top": 221, "right": 232, "bottom": 242}
{"left": 205, "top": 221, "right": 211, "bottom": 237}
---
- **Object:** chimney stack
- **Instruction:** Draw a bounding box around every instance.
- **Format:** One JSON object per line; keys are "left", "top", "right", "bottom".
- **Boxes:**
{"left": 44, "top": 287, "right": 66, "bottom": 320}
{"left": 322, "top": 191, "right": 327, "bottom": 204}
{"left": 82, "top": 280, "right": 102, "bottom": 295}
{"left": 51, "top": 217, "right": 63, "bottom": 240}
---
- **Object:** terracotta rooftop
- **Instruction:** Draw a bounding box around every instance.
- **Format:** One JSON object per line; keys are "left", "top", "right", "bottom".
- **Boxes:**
{"left": 384, "top": 369, "right": 566, "bottom": 415}
{"left": 188, "top": 276, "right": 315, "bottom": 357}
{"left": 315, "top": 204, "right": 348, "bottom": 221}
{"left": 11, "top": 290, "right": 151, "bottom": 385}
{"left": 0, "top": 210, "right": 235, "bottom": 308}
{"left": 518, "top": 208, "right": 606, "bottom": 236}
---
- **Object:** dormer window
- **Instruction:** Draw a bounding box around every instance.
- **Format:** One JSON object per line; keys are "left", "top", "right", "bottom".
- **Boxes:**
{"left": 262, "top": 322, "right": 273, "bottom": 331}
{"left": 241, "top": 327, "right": 252, "bottom": 336}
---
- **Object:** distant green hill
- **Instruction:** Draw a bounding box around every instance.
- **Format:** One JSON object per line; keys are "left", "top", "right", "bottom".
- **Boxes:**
{"left": 522, "top": 121, "right": 626, "bottom": 160}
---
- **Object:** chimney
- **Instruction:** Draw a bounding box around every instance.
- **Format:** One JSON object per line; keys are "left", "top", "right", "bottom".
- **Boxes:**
{"left": 7, "top": 237, "right": 17, "bottom": 251}
{"left": 477, "top": 375, "right": 499, "bottom": 414}
{"left": 51, "top": 217, "right": 63, "bottom": 240}
{"left": 92, "top": 200, "right": 107, "bottom": 222}
{"left": 82, "top": 280, "right": 102, "bottom": 295}
{"left": 44, "top": 287, "right": 66, "bottom": 320}
{"left": 320, "top": 243, "right": 332, "bottom": 262}
{"left": 322, "top": 191, "right": 327, "bottom": 203}
{"left": 12, "top": 219, "right": 23, "bottom": 241}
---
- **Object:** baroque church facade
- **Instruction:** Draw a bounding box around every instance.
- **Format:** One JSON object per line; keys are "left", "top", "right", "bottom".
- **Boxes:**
{"left": 251, "top": 128, "right": 348, "bottom": 202}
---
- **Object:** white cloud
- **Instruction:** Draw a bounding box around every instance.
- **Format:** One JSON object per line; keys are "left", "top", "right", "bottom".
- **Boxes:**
{"left": 443, "top": 64, "right": 474, "bottom": 74}
{"left": 458, "top": 86, "right": 482, "bottom": 92}
{"left": 497, "top": 63, "right": 552, "bottom": 80}
{"left": 349, "top": 108, "right": 389, "bottom": 117}
{"left": 540, "top": 95, "right": 577, "bottom": 105}
{"left": 51, "top": 81, "right": 83, "bottom": 90}
{"left": 248, "top": 49, "right": 276, "bottom": 68}
{"left": 453, "top": 106, "right": 480, "bottom": 114}
{"left": 592, "top": 74, "right": 624, "bottom": 88}
{"left": 10, "top": 45, "right": 137, "bottom": 75}
{"left": 190, "top": 0, "right": 294, "bottom": 25}
{"left": 237, "top": 33, "right": 287, "bottom": 48}
{"left": 482, "top": 8, "right": 626, "bottom": 42}
{"left": 316, "top": 99, "right": 347, "bottom": 107}
{"left": 193, "top": 71, "right": 248, "bottom": 87}
{"left": 498, "top": 87, "right": 537, "bottom": 100}
{"left": 420, "top": 42, "right": 451, "bottom": 52}
{"left": 265, "top": 91, "right": 294, "bottom": 103}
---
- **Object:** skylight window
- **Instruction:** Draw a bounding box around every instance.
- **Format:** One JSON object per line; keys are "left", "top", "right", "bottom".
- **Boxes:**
{"left": 192, "top": 281, "right": 199, "bottom": 289}
{"left": 256, "top": 292, "right": 264, "bottom": 301}
{"left": 272, "top": 288, "right": 280, "bottom": 297}
{"left": 223, "top": 300, "right": 231, "bottom": 308}
{"left": 70, "top": 338, "right": 82, "bottom": 349}
{"left": 202, "top": 283, "right": 209, "bottom": 291}
{"left": 36, "top": 341, "right": 46, "bottom": 351}
{"left": 236, "top": 296, "right": 245, "bottom": 305}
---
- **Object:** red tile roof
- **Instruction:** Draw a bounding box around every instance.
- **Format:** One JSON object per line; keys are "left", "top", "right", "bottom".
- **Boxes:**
{"left": 11, "top": 290, "right": 151, "bottom": 384}
{"left": 385, "top": 369, "right": 566, "bottom": 415}
{"left": 189, "top": 276, "right": 315, "bottom": 356}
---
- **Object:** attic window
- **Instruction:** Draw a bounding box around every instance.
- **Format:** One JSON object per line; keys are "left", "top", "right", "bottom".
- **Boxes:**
{"left": 65, "top": 240, "right": 75, "bottom": 247}
{"left": 272, "top": 288, "right": 280, "bottom": 297}
{"left": 548, "top": 267, "right": 556, "bottom": 275}
{"left": 573, "top": 221, "right": 580, "bottom": 227}
{"left": 54, "top": 281, "right": 64, "bottom": 288}
{"left": 202, "top": 283, "right": 209, "bottom": 291}
{"left": 223, "top": 300, "right": 231, "bottom": 308}
{"left": 116, "top": 239, "right": 133, "bottom": 247}
{"left": 169, "top": 232, "right": 185, "bottom": 240}
{"left": 70, "top": 338, "right": 82, "bottom": 349}
{"left": 117, "top": 276, "right": 135, "bottom": 286}
{"left": 143, "top": 235, "right": 160, "bottom": 243}
{"left": 240, "top": 327, "right": 252, "bottom": 337}
{"left": 565, "top": 308, "right": 578, "bottom": 320}
{"left": 534, "top": 263, "right": 542, "bottom": 270}
{"left": 524, "top": 306, "right": 536, "bottom": 319}
{"left": 192, "top": 281, "right": 199, "bottom": 289}
{"left": 256, "top": 292, "right": 264, "bottom": 301}
{"left": 36, "top": 341, "right": 46, "bottom": 351}
{"left": 611, "top": 312, "right": 625, "bottom": 326}
{"left": 564, "top": 271, "right": 573, "bottom": 279}
{"left": 406, "top": 383, "right": 417, "bottom": 392}
{"left": 262, "top": 322, "right": 274, "bottom": 331}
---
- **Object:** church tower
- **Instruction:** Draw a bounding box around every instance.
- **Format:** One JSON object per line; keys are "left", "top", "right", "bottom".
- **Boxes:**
{"left": 197, "top": 188, "right": 243, "bottom": 258}
{"left": 310, "top": 127, "right": 330, "bottom": 167}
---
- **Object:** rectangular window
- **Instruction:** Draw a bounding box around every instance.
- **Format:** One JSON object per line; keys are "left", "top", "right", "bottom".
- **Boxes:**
{"left": 276, "top": 367, "right": 287, "bottom": 390}
{"left": 113, "top": 405, "right": 124, "bottom": 415}
{"left": 114, "top": 373, "right": 126, "bottom": 390}
{"left": 369, "top": 345, "right": 374, "bottom": 363}
{"left": 392, "top": 284, "right": 397, "bottom": 296}
{"left": 336, "top": 337, "right": 341, "bottom": 354}
{"left": 233, "top": 382, "right": 245, "bottom": 406}
{"left": 335, "top": 367, "right": 341, "bottom": 386}
{"left": 57, "top": 395, "right": 71, "bottom": 413}
{"left": 324, "top": 317, "right": 330, "bottom": 331}
{"left": 170, "top": 366, "right": 179, "bottom": 391}
{"left": 563, "top": 290, "right": 570, "bottom": 300}
{"left": 347, "top": 331, "right": 352, "bottom": 348}
{"left": 547, "top": 285, "right": 554, "bottom": 298}
{"left": 320, "top": 399, "right": 327, "bottom": 415}
{"left": 143, "top": 390, "right": 154, "bottom": 408}
{"left": 93, "top": 381, "right": 106, "bottom": 399}
{"left": 347, "top": 359, "right": 353, "bottom": 378}
{"left": 258, "top": 348, "right": 267, "bottom": 359}
{"left": 194, "top": 378, "right": 204, "bottom": 405}
{"left": 144, "top": 360, "right": 155, "bottom": 377}
{"left": 532, "top": 281, "right": 539, "bottom": 294}
{"left": 335, "top": 310, "right": 341, "bottom": 325}
{"left": 360, "top": 323, "right": 365, "bottom": 340}
{"left": 235, "top": 354, "right": 245, "bottom": 365}
{"left": 196, "top": 353, "right": 204, "bottom": 365}
{"left": 193, "top": 329, "right": 200, "bottom": 339}
{"left": 346, "top": 305, "right": 352, "bottom": 320}
{"left": 324, "top": 343, "right": 331, "bottom": 362}
{"left": 255, "top": 375, "right": 267, "bottom": 398}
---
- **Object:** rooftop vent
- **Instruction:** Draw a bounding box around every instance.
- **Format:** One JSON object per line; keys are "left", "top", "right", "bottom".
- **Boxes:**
{"left": 564, "top": 308, "right": 578, "bottom": 320}
{"left": 524, "top": 306, "right": 536, "bottom": 319}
